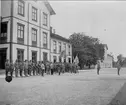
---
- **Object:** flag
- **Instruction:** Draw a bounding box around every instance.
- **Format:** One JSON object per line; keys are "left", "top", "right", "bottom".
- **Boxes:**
{"left": 74, "top": 55, "right": 79, "bottom": 64}
{"left": 60, "top": 50, "right": 66, "bottom": 58}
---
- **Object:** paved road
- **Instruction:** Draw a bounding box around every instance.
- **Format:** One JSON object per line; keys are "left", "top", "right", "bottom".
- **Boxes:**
{"left": 0, "top": 68, "right": 126, "bottom": 105}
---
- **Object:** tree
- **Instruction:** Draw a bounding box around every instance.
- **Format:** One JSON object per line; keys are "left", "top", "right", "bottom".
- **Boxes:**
{"left": 69, "top": 33, "right": 105, "bottom": 69}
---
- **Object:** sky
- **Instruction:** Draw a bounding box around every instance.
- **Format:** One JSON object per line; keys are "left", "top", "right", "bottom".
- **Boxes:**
{"left": 49, "top": 1, "right": 126, "bottom": 60}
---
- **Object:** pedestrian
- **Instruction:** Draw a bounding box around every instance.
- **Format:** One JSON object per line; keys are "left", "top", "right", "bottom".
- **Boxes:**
{"left": 97, "top": 60, "right": 101, "bottom": 75}
{"left": 10, "top": 60, "right": 14, "bottom": 77}
{"left": 41, "top": 61, "right": 45, "bottom": 76}
{"left": 14, "top": 59, "right": 19, "bottom": 77}
{"left": 5, "top": 59, "right": 10, "bottom": 77}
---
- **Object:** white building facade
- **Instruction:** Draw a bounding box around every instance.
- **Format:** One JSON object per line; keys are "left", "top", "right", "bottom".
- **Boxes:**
{"left": 101, "top": 45, "right": 113, "bottom": 68}
{"left": 0, "top": 0, "right": 55, "bottom": 69}
{"left": 50, "top": 32, "right": 72, "bottom": 63}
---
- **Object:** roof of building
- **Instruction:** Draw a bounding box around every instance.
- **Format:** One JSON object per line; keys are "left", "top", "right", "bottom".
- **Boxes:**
{"left": 51, "top": 33, "right": 70, "bottom": 43}
{"left": 44, "top": 1, "right": 56, "bottom": 15}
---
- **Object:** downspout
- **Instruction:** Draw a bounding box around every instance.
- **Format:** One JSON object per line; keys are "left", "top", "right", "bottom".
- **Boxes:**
{"left": 10, "top": 0, "right": 14, "bottom": 62}
{"left": 27, "top": 3, "right": 29, "bottom": 60}
{"left": 39, "top": 10, "right": 41, "bottom": 61}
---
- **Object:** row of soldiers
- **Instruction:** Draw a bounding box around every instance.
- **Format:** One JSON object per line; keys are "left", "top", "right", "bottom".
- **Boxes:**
{"left": 5, "top": 59, "right": 79, "bottom": 77}
{"left": 5, "top": 59, "right": 45, "bottom": 77}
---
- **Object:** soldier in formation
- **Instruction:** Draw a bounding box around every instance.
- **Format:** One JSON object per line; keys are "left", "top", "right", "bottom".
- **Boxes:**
{"left": 5, "top": 59, "right": 80, "bottom": 78}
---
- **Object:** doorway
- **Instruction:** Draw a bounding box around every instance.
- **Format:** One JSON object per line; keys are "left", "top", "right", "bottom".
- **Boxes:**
{"left": 0, "top": 48, "right": 7, "bottom": 69}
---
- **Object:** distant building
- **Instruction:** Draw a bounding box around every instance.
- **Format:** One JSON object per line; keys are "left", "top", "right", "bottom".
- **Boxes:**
{"left": 50, "top": 28, "right": 72, "bottom": 63}
{"left": 0, "top": 0, "right": 55, "bottom": 69}
{"left": 101, "top": 45, "right": 113, "bottom": 68}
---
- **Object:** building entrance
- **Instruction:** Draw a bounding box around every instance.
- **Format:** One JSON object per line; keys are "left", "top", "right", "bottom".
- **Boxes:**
{"left": 0, "top": 48, "right": 7, "bottom": 69}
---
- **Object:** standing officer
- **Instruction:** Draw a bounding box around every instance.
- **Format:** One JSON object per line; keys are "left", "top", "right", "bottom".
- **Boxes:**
{"left": 5, "top": 59, "right": 10, "bottom": 77}
{"left": 14, "top": 59, "right": 19, "bottom": 77}
{"left": 97, "top": 60, "right": 101, "bottom": 75}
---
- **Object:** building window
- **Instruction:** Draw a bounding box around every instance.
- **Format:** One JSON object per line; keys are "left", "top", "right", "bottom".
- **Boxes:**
{"left": 32, "top": 28, "right": 37, "bottom": 46}
{"left": 68, "top": 45, "right": 71, "bottom": 56}
{"left": 17, "top": 23, "right": 24, "bottom": 44}
{"left": 43, "top": 12, "right": 48, "bottom": 26}
{"left": 17, "top": 49, "right": 24, "bottom": 62}
{"left": 0, "top": 22, "right": 7, "bottom": 43}
{"left": 63, "top": 43, "right": 66, "bottom": 51}
{"left": 32, "top": 7, "right": 37, "bottom": 22}
{"left": 18, "top": 0, "right": 25, "bottom": 16}
{"left": 53, "top": 56, "right": 57, "bottom": 63}
{"left": 53, "top": 40, "right": 57, "bottom": 53}
{"left": 59, "top": 42, "right": 61, "bottom": 53}
{"left": 32, "top": 51, "right": 37, "bottom": 62}
{"left": 43, "top": 52, "right": 48, "bottom": 63}
{"left": 43, "top": 32, "right": 48, "bottom": 49}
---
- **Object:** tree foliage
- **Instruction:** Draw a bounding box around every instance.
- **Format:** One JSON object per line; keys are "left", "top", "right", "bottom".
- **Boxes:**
{"left": 69, "top": 33, "right": 105, "bottom": 69}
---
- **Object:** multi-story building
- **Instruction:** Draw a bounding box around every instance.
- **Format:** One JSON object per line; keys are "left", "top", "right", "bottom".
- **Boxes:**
{"left": 50, "top": 29, "right": 72, "bottom": 63}
{"left": 101, "top": 45, "right": 113, "bottom": 68}
{"left": 0, "top": 0, "right": 55, "bottom": 69}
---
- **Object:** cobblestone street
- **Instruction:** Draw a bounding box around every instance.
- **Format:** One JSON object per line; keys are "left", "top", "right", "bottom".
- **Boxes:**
{"left": 0, "top": 68, "right": 126, "bottom": 105}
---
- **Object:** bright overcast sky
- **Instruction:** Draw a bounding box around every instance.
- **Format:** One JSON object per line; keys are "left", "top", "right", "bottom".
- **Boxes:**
{"left": 49, "top": 1, "right": 126, "bottom": 59}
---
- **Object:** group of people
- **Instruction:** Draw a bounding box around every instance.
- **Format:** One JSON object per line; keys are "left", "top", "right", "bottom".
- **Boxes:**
{"left": 5, "top": 59, "right": 79, "bottom": 78}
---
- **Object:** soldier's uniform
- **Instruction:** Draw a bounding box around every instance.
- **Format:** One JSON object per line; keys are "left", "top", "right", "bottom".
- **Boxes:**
{"left": 61, "top": 63, "right": 65, "bottom": 73}
{"left": 24, "top": 60, "right": 28, "bottom": 77}
{"left": 10, "top": 61, "right": 14, "bottom": 77}
{"left": 5, "top": 60, "right": 10, "bottom": 77}
{"left": 41, "top": 62, "right": 45, "bottom": 76}
{"left": 50, "top": 63, "right": 54, "bottom": 75}
{"left": 57, "top": 63, "right": 61, "bottom": 75}
{"left": 97, "top": 60, "right": 101, "bottom": 75}
{"left": 32, "top": 62, "right": 36, "bottom": 76}
{"left": 28, "top": 61, "right": 32, "bottom": 76}
{"left": 14, "top": 60, "right": 19, "bottom": 77}
{"left": 46, "top": 62, "right": 50, "bottom": 75}
{"left": 19, "top": 61, "right": 24, "bottom": 77}
{"left": 117, "top": 60, "right": 122, "bottom": 75}
{"left": 38, "top": 62, "right": 41, "bottom": 75}
{"left": 36, "top": 62, "right": 39, "bottom": 75}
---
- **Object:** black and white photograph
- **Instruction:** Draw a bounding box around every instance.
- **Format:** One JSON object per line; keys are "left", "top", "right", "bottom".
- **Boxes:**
{"left": 0, "top": 0, "right": 126, "bottom": 105}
